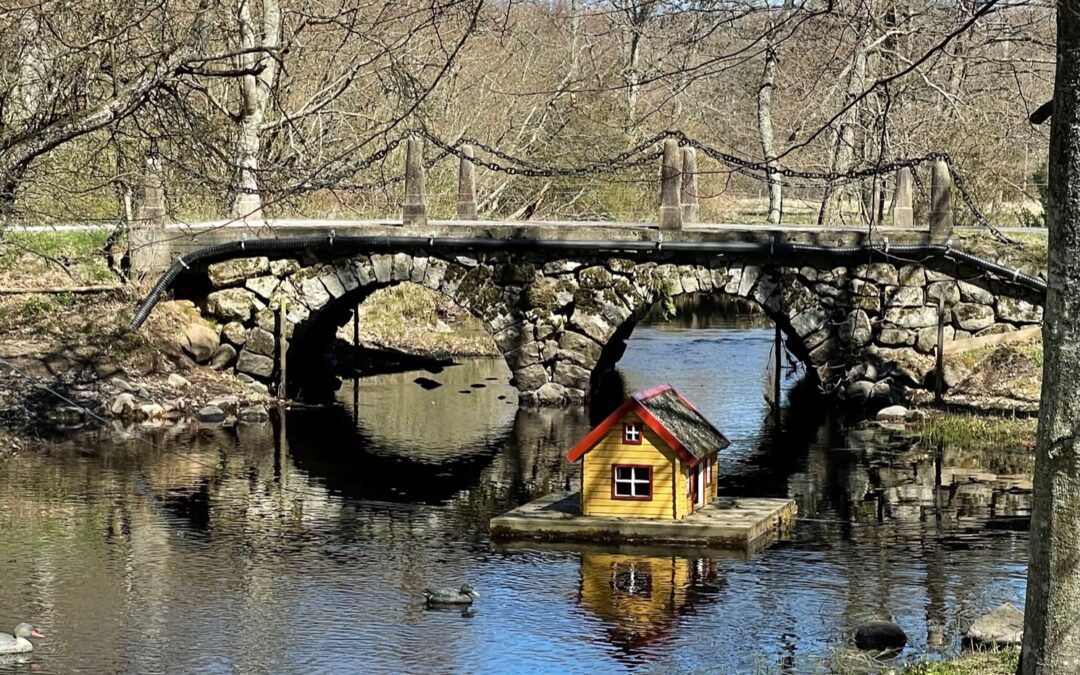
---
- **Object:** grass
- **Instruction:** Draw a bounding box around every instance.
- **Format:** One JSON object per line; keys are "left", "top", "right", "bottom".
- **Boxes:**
{"left": 902, "top": 649, "right": 1018, "bottom": 675}
{"left": 357, "top": 282, "right": 498, "bottom": 358}
{"left": 917, "top": 412, "right": 1037, "bottom": 453}
{"left": 0, "top": 229, "right": 116, "bottom": 287}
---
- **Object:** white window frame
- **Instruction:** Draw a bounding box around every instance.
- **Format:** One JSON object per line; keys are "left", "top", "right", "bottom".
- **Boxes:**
{"left": 612, "top": 465, "right": 652, "bottom": 499}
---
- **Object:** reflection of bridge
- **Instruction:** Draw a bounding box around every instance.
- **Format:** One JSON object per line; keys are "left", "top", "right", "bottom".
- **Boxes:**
{"left": 128, "top": 216, "right": 1045, "bottom": 407}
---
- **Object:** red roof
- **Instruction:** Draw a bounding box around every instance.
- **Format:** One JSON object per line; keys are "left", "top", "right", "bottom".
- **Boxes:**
{"left": 565, "top": 384, "right": 731, "bottom": 466}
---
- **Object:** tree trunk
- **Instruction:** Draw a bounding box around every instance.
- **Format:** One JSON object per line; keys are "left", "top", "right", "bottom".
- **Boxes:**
{"left": 757, "top": 45, "right": 782, "bottom": 224}
{"left": 230, "top": 0, "right": 280, "bottom": 220}
{"left": 1021, "top": 2, "right": 1080, "bottom": 672}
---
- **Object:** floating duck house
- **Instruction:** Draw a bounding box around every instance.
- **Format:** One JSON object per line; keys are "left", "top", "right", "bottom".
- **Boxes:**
{"left": 566, "top": 384, "right": 730, "bottom": 520}
{"left": 491, "top": 385, "right": 797, "bottom": 550}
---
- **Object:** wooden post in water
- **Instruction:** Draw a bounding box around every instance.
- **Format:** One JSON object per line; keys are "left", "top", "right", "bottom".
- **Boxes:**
{"left": 277, "top": 298, "right": 289, "bottom": 398}
{"left": 659, "top": 139, "right": 682, "bottom": 230}
{"left": 352, "top": 308, "right": 359, "bottom": 347}
{"left": 403, "top": 136, "right": 427, "bottom": 227}
{"left": 934, "top": 294, "right": 945, "bottom": 404}
{"left": 929, "top": 159, "right": 953, "bottom": 243}
{"left": 456, "top": 144, "right": 478, "bottom": 220}
{"left": 773, "top": 324, "right": 782, "bottom": 411}
{"left": 680, "top": 147, "right": 699, "bottom": 224}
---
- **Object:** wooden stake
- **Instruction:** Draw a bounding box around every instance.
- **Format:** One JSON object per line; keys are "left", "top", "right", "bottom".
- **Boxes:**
{"left": 277, "top": 298, "right": 289, "bottom": 398}
{"left": 773, "top": 323, "right": 782, "bottom": 410}
{"left": 934, "top": 294, "right": 945, "bottom": 404}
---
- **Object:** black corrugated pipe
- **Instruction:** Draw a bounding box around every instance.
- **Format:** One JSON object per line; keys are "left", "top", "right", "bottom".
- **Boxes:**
{"left": 127, "top": 234, "right": 1047, "bottom": 331}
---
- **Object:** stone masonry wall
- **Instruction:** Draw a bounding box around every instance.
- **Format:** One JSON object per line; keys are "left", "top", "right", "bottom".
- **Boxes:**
{"left": 194, "top": 252, "right": 1043, "bottom": 406}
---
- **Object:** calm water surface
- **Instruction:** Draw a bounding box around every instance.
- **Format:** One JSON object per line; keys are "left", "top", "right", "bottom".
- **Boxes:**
{"left": 0, "top": 314, "right": 1030, "bottom": 674}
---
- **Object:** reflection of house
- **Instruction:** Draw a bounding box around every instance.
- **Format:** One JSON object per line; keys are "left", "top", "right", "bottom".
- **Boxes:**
{"left": 566, "top": 385, "right": 730, "bottom": 519}
{"left": 579, "top": 551, "right": 719, "bottom": 651}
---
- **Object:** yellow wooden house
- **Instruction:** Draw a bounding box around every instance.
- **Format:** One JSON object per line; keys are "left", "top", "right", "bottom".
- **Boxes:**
{"left": 566, "top": 384, "right": 730, "bottom": 520}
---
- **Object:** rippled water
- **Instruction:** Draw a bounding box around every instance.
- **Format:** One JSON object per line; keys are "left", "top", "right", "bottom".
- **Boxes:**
{"left": 0, "top": 313, "right": 1030, "bottom": 674}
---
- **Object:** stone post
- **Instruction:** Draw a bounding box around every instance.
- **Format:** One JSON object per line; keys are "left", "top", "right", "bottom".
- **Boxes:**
{"left": 402, "top": 136, "right": 427, "bottom": 227}
{"left": 929, "top": 159, "right": 953, "bottom": 243}
{"left": 659, "top": 139, "right": 682, "bottom": 230}
{"left": 129, "top": 146, "right": 169, "bottom": 278}
{"left": 456, "top": 144, "right": 478, "bottom": 220}
{"left": 680, "top": 146, "right": 699, "bottom": 223}
{"left": 891, "top": 167, "right": 914, "bottom": 228}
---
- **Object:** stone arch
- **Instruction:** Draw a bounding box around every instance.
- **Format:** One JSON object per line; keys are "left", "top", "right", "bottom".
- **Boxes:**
{"left": 200, "top": 252, "right": 534, "bottom": 396}
{"left": 196, "top": 251, "right": 1045, "bottom": 407}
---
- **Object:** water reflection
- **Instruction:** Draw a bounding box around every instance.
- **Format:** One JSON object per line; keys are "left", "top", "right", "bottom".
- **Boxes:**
{"left": 0, "top": 315, "right": 1033, "bottom": 673}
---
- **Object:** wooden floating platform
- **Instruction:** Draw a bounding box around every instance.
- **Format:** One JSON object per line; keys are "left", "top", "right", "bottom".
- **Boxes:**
{"left": 490, "top": 491, "right": 797, "bottom": 552}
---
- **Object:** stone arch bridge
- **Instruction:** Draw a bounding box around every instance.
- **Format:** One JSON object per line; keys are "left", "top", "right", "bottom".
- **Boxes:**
{"left": 175, "top": 242, "right": 1044, "bottom": 406}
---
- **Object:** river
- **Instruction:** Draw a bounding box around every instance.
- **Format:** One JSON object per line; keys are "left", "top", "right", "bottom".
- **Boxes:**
{"left": 0, "top": 312, "right": 1030, "bottom": 674}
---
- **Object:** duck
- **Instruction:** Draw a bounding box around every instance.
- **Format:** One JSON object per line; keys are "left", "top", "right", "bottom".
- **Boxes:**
{"left": 0, "top": 624, "right": 44, "bottom": 654}
{"left": 424, "top": 583, "right": 479, "bottom": 605}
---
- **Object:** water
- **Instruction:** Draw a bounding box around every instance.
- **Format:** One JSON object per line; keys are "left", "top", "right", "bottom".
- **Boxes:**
{"left": 0, "top": 315, "right": 1030, "bottom": 674}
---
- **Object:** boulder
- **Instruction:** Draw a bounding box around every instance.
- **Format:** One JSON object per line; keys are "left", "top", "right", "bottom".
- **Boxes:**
{"left": 926, "top": 281, "right": 961, "bottom": 306}
{"left": 110, "top": 377, "right": 135, "bottom": 392}
{"left": 884, "top": 286, "right": 924, "bottom": 308}
{"left": 245, "top": 275, "right": 280, "bottom": 301}
{"left": 206, "top": 288, "right": 257, "bottom": 323}
{"left": 236, "top": 350, "right": 275, "bottom": 378}
{"left": 854, "top": 263, "right": 899, "bottom": 286}
{"left": 996, "top": 297, "right": 1043, "bottom": 324}
{"left": 167, "top": 373, "right": 191, "bottom": 389}
{"left": 270, "top": 258, "right": 300, "bottom": 277}
{"left": 140, "top": 403, "right": 165, "bottom": 419}
{"left": 963, "top": 603, "right": 1024, "bottom": 647}
{"left": 196, "top": 405, "right": 227, "bottom": 424}
{"left": 952, "top": 303, "right": 995, "bottom": 332}
{"left": 207, "top": 256, "right": 270, "bottom": 287}
{"left": 845, "top": 380, "right": 874, "bottom": 401}
{"left": 210, "top": 344, "right": 237, "bottom": 370}
{"left": 221, "top": 321, "right": 248, "bottom": 346}
{"left": 876, "top": 405, "right": 909, "bottom": 421}
{"left": 180, "top": 322, "right": 220, "bottom": 363}
{"left": 206, "top": 396, "right": 240, "bottom": 415}
{"left": 883, "top": 306, "right": 938, "bottom": 329}
{"left": 512, "top": 364, "right": 549, "bottom": 391}
{"left": 245, "top": 327, "right": 276, "bottom": 357}
{"left": 839, "top": 310, "right": 872, "bottom": 347}
{"left": 110, "top": 393, "right": 137, "bottom": 416}
{"left": 535, "top": 383, "right": 571, "bottom": 405}
{"left": 238, "top": 406, "right": 270, "bottom": 422}
{"left": 854, "top": 620, "right": 908, "bottom": 651}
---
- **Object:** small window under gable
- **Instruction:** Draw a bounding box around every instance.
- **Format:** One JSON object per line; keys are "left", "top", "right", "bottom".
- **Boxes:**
{"left": 622, "top": 422, "right": 642, "bottom": 445}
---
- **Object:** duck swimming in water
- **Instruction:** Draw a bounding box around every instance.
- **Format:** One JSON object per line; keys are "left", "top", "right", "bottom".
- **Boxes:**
{"left": 0, "top": 624, "right": 44, "bottom": 654}
{"left": 424, "top": 583, "right": 479, "bottom": 605}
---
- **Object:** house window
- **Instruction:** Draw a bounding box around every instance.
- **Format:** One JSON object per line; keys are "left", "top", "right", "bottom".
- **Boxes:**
{"left": 612, "top": 465, "right": 652, "bottom": 499}
{"left": 622, "top": 422, "right": 642, "bottom": 445}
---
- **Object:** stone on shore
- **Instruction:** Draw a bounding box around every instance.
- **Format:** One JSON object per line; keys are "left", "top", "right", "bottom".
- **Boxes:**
{"left": 196, "top": 405, "right": 227, "bottom": 424}
{"left": 210, "top": 344, "right": 238, "bottom": 370}
{"left": 167, "top": 373, "right": 191, "bottom": 389}
{"left": 963, "top": 603, "right": 1024, "bottom": 647}
{"left": 180, "top": 323, "right": 220, "bottom": 363}
{"left": 876, "top": 405, "right": 909, "bottom": 421}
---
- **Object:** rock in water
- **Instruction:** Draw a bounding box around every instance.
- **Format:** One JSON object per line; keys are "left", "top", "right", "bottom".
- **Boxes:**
{"left": 964, "top": 603, "right": 1024, "bottom": 646}
{"left": 196, "top": 405, "right": 226, "bottom": 424}
{"left": 180, "top": 323, "right": 220, "bottom": 363}
{"left": 854, "top": 621, "right": 908, "bottom": 651}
